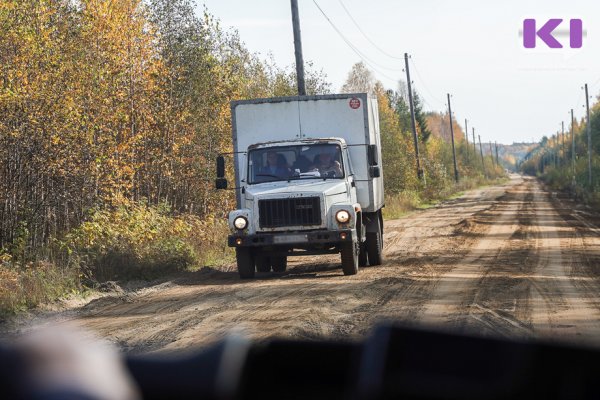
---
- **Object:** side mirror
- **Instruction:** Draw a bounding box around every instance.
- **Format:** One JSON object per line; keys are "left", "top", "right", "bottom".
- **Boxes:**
{"left": 216, "top": 156, "right": 225, "bottom": 178}
{"left": 368, "top": 144, "right": 378, "bottom": 166}
{"left": 370, "top": 166, "right": 381, "bottom": 178}
{"left": 216, "top": 156, "right": 227, "bottom": 189}
{"left": 215, "top": 178, "right": 228, "bottom": 190}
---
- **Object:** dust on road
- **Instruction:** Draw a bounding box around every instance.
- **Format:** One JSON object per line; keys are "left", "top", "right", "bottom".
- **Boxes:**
{"left": 8, "top": 175, "right": 600, "bottom": 353}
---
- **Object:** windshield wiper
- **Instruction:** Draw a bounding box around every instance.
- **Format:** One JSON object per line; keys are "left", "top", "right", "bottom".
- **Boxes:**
{"left": 255, "top": 173, "right": 283, "bottom": 179}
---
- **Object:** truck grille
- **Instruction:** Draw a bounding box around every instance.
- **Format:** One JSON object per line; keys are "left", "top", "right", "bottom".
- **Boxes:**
{"left": 258, "top": 197, "right": 321, "bottom": 228}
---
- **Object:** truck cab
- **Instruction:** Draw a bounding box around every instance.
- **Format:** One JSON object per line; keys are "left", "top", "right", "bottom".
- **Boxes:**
{"left": 216, "top": 93, "right": 384, "bottom": 278}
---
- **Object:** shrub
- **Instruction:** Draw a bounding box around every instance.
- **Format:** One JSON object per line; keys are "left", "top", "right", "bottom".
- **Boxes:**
{"left": 383, "top": 191, "right": 421, "bottom": 219}
{"left": 62, "top": 201, "right": 233, "bottom": 281}
{"left": 0, "top": 252, "right": 78, "bottom": 317}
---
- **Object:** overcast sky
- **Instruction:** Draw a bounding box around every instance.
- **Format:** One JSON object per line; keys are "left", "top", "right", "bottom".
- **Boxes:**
{"left": 199, "top": 0, "right": 600, "bottom": 144}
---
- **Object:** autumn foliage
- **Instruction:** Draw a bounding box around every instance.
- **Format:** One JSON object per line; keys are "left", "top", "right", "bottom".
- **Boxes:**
{"left": 519, "top": 99, "right": 600, "bottom": 203}
{"left": 0, "top": 0, "right": 330, "bottom": 313}
{"left": 0, "top": 1, "right": 503, "bottom": 314}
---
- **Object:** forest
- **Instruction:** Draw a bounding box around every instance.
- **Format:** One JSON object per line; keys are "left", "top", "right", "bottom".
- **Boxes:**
{"left": 519, "top": 98, "right": 600, "bottom": 203}
{"left": 0, "top": 0, "right": 504, "bottom": 315}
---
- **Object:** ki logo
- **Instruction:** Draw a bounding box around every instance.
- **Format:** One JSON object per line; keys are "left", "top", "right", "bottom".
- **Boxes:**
{"left": 523, "top": 19, "right": 583, "bottom": 49}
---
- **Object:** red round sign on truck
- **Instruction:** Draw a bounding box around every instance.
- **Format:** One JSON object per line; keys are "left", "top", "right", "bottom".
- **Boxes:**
{"left": 349, "top": 97, "right": 361, "bottom": 109}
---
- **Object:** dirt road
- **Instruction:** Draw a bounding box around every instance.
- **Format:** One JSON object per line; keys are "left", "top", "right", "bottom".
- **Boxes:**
{"left": 10, "top": 175, "right": 600, "bottom": 353}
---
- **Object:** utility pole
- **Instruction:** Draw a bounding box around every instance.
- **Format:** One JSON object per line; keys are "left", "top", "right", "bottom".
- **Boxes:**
{"left": 495, "top": 141, "right": 499, "bottom": 166}
{"left": 479, "top": 135, "right": 486, "bottom": 177}
{"left": 552, "top": 133, "right": 560, "bottom": 168}
{"left": 472, "top": 128, "right": 476, "bottom": 154}
{"left": 571, "top": 108, "right": 576, "bottom": 174}
{"left": 290, "top": 0, "right": 306, "bottom": 96}
{"left": 447, "top": 93, "right": 459, "bottom": 182}
{"left": 465, "top": 119, "right": 469, "bottom": 149}
{"left": 405, "top": 53, "right": 423, "bottom": 181}
{"left": 489, "top": 142, "right": 495, "bottom": 167}
{"left": 561, "top": 121, "right": 565, "bottom": 166}
{"left": 585, "top": 83, "right": 592, "bottom": 188}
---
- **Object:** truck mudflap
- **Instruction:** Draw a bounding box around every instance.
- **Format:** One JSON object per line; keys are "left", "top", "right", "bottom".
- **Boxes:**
{"left": 228, "top": 229, "right": 355, "bottom": 247}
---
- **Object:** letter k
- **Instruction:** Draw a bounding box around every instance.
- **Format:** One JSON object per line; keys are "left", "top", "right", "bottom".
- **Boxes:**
{"left": 524, "top": 19, "right": 563, "bottom": 48}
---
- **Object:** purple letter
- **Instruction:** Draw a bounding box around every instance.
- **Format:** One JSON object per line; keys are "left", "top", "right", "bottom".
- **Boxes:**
{"left": 570, "top": 19, "right": 583, "bottom": 48}
{"left": 523, "top": 19, "right": 563, "bottom": 48}
{"left": 523, "top": 19, "right": 537, "bottom": 48}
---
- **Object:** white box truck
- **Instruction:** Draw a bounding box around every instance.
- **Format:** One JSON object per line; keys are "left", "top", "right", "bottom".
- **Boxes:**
{"left": 215, "top": 93, "right": 384, "bottom": 278}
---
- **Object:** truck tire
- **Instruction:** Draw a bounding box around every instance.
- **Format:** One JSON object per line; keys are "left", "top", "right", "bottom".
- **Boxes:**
{"left": 256, "top": 256, "right": 271, "bottom": 273}
{"left": 340, "top": 242, "right": 358, "bottom": 276}
{"left": 359, "top": 244, "right": 368, "bottom": 267}
{"left": 271, "top": 256, "right": 287, "bottom": 272}
{"left": 236, "top": 248, "right": 256, "bottom": 279}
{"left": 366, "top": 216, "right": 383, "bottom": 266}
{"left": 358, "top": 217, "right": 368, "bottom": 267}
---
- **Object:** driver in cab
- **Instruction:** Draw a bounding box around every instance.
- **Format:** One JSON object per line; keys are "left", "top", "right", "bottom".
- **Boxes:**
{"left": 311, "top": 152, "right": 342, "bottom": 177}
{"left": 257, "top": 151, "right": 290, "bottom": 181}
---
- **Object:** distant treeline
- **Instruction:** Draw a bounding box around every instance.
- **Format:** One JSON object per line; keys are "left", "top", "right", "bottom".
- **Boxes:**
{"left": 519, "top": 98, "right": 600, "bottom": 202}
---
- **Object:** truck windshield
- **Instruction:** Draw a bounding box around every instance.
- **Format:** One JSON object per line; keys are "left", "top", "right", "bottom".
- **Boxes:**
{"left": 248, "top": 144, "right": 344, "bottom": 184}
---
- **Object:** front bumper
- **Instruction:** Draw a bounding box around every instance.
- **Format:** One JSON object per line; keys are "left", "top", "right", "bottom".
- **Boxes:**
{"left": 228, "top": 229, "right": 355, "bottom": 248}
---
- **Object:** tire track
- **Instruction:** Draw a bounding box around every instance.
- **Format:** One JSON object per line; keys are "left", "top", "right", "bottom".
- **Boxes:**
{"left": 417, "top": 181, "right": 529, "bottom": 329}
{"left": 527, "top": 181, "right": 600, "bottom": 340}
{"left": 458, "top": 190, "right": 536, "bottom": 338}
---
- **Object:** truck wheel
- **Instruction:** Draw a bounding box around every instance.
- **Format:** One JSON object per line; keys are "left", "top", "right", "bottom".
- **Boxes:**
{"left": 256, "top": 256, "right": 271, "bottom": 273}
{"left": 271, "top": 256, "right": 287, "bottom": 272}
{"left": 236, "top": 248, "right": 256, "bottom": 279}
{"left": 366, "top": 218, "right": 383, "bottom": 266}
{"left": 340, "top": 242, "right": 358, "bottom": 276}
{"left": 359, "top": 244, "right": 368, "bottom": 267}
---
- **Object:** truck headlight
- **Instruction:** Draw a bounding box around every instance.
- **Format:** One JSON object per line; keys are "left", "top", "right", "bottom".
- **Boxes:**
{"left": 336, "top": 210, "right": 350, "bottom": 224}
{"left": 233, "top": 216, "right": 248, "bottom": 230}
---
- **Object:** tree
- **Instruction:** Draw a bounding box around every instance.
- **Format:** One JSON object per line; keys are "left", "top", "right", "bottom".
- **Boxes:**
{"left": 386, "top": 83, "right": 411, "bottom": 134}
{"left": 413, "top": 91, "right": 432, "bottom": 142}
{"left": 376, "top": 84, "right": 418, "bottom": 193}
{"left": 341, "top": 62, "right": 375, "bottom": 94}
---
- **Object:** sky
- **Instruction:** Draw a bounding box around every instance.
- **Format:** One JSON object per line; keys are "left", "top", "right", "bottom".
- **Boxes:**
{"left": 198, "top": 0, "right": 600, "bottom": 145}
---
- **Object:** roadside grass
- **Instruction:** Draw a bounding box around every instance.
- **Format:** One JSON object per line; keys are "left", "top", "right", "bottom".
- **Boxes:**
{"left": 383, "top": 176, "right": 507, "bottom": 221}
{"left": 382, "top": 191, "right": 421, "bottom": 219}
{"left": 0, "top": 202, "right": 234, "bottom": 317}
{"left": 61, "top": 202, "right": 235, "bottom": 282}
{"left": 0, "top": 257, "right": 80, "bottom": 317}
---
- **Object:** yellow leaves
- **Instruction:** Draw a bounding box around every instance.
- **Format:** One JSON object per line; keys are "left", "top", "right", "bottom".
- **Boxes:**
{"left": 0, "top": 0, "right": 321, "bottom": 280}
{"left": 0, "top": 1, "right": 17, "bottom": 13}
{"left": 0, "top": 251, "right": 13, "bottom": 265}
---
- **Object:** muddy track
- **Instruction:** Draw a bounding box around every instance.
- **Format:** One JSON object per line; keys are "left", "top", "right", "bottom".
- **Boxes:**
{"left": 6, "top": 175, "right": 600, "bottom": 353}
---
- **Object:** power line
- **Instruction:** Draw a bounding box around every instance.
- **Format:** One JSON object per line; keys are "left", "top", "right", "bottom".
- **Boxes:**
{"left": 336, "top": 0, "right": 404, "bottom": 60}
{"left": 414, "top": 92, "right": 437, "bottom": 112}
{"left": 409, "top": 57, "right": 445, "bottom": 107}
{"left": 312, "top": 0, "right": 447, "bottom": 113}
{"left": 311, "top": 0, "right": 402, "bottom": 81}
{"left": 312, "top": 0, "right": 460, "bottom": 117}
{"left": 572, "top": 86, "right": 585, "bottom": 120}
{"left": 332, "top": 0, "right": 445, "bottom": 112}
{"left": 312, "top": 0, "right": 402, "bottom": 72}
